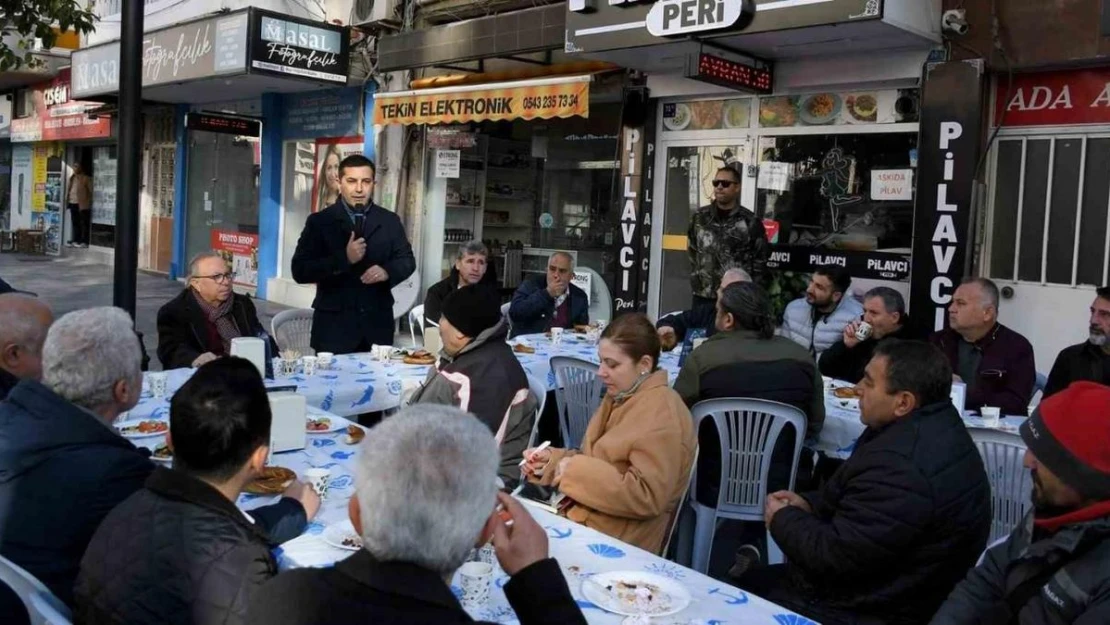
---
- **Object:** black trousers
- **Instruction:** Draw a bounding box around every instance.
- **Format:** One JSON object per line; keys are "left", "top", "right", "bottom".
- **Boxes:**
{"left": 68, "top": 203, "right": 90, "bottom": 244}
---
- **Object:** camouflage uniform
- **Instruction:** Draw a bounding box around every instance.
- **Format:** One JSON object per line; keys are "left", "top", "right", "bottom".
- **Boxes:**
{"left": 688, "top": 203, "right": 769, "bottom": 300}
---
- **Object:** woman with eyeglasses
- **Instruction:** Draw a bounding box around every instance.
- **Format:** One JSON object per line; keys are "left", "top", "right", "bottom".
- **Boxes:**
{"left": 156, "top": 251, "right": 277, "bottom": 369}
{"left": 521, "top": 313, "right": 696, "bottom": 554}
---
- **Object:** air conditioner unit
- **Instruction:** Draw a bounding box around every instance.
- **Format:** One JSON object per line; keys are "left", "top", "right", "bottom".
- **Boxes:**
{"left": 352, "top": 0, "right": 401, "bottom": 28}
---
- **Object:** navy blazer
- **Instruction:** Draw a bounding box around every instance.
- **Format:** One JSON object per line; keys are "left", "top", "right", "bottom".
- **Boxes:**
{"left": 508, "top": 273, "right": 589, "bottom": 338}
{"left": 291, "top": 201, "right": 416, "bottom": 353}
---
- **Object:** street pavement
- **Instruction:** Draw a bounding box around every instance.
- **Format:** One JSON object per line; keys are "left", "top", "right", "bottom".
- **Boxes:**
{"left": 0, "top": 253, "right": 290, "bottom": 371}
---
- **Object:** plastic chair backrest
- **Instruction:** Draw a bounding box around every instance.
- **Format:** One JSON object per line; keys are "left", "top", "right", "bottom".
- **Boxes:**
{"left": 525, "top": 373, "right": 549, "bottom": 449}
{"left": 391, "top": 272, "right": 420, "bottom": 320}
{"left": 270, "top": 308, "right": 315, "bottom": 355}
{"left": 970, "top": 427, "right": 1031, "bottom": 543}
{"left": 690, "top": 398, "right": 807, "bottom": 518}
{"left": 661, "top": 447, "right": 698, "bottom": 558}
{"left": 550, "top": 356, "right": 605, "bottom": 450}
{"left": 579, "top": 266, "right": 612, "bottom": 322}
{"left": 0, "top": 554, "right": 72, "bottom": 625}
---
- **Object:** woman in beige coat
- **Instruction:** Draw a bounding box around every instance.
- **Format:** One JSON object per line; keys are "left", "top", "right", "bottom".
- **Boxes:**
{"left": 523, "top": 313, "right": 696, "bottom": 554}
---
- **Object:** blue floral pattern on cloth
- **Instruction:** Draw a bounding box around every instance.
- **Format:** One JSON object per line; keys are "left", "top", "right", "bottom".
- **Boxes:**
{"left": 708, "top": 587, "right": 749, "bottom": 605}
{"left": 478, "top": 606, "right": 517, "bottom": 622}
{"left": 312, "top": 438, "right": 336, "bottom": 448}
{"left": 586, "top": 544, "right": 625, "bottom": 558}
{"left": 644, "top": 561, "right": 686, "bottom": 580}
{"left": 774, "top": 615, "right": 819, "bottom": 625}
{"left": 330, "top": 451, "right": 355, "bottom": 460}
{"left": 329, "top": 474, "right": 354, "bottom": 490}
{"left": 320, "top": 390, "right": 335, "bottom": 412}
{"left": 545, "top": 526, "right": 572, "bottom": 540}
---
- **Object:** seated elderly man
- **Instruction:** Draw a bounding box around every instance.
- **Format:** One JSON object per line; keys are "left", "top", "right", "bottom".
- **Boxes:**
{"left": 410, "top": 286, "right": 534, "bottom": 484}
{"left": 819, "top": 286, "right": 915, "bottom": 383}
{"left": 930, "top": 277, "right": 1035, "bottom": 415}
{"left": 157, "top": 252, "right": 276, "bottom": 369}
{"left": 424, "top": 240, "right": 499, "bottom": 328}
{"left": 247, "top": 405, "right": 586, "bottom": 625}
{"left": 1044, "top": 286, "right": 1110, "bottom": 397}
{"left": 76, "top": 357, "right": 319, "bottom": 625}
{"left": 509, "top": 251, "right": 588, "bottom": 338}
{"left": 656, "top": 266, "right": 750, "bottom": 351}
{"left": 0, "top": 293, "right": 53, "bottom": 400}
{"left": 0, "top": 307, "right": 154, "bottom": 607}
{"left": 738, "top": 340, "right": 991, "bottom": 625}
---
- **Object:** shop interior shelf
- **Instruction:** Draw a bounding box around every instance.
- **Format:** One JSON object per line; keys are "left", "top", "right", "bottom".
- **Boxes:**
{"left": 446, "top": 203, "right": 481, "bottom": 209}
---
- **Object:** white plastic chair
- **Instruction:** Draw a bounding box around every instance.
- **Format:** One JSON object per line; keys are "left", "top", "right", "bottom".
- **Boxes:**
{"left": 579, "top": 266, "right": 612, "bottom": 322}
{"left": 970, "top": 428, "right": 1031, "bottom": 543}
{"left": 408, "top": 304, "right": 438, "bottom": 346}
{"left": 682, "top": 398, "right": 807, "bottom": 574}
{"left": 525, "top": 373, "right": 549, "bottom": 449}
{"left": 0, "top": 554, "right": 73, "bottom": 625}
{"left": 271, "top": 308, "right": 314, "bottom": 355}
{"left": 550, "top": 356, "right": 606, "bottom": 450}
{"left": 391, "top": 272, "right": 420, "bottom": 321}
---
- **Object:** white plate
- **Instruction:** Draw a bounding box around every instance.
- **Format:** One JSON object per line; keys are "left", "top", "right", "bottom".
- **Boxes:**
{"left": 662, "top": 103, "right": 691, "bottom": 131}
{"left": 322, "top": 521, "right": 363, "bottom": 551}
{"left": 581, "top": 571, "right": 691, "bottom": 617}
{"left": 827, "top": 386, "right": 861, "bottom": 411}
{"left": 115, "top": 419, "right": 170, "bottom": 439}
{"left": 306, "top": 417, "right": 345, "bottom": 434}
{"left": 150, "top": 445, "right": 173, "bottom": 464}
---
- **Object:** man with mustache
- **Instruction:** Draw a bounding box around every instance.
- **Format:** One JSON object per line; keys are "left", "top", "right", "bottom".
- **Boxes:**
{"left": 1043, "top": 287, "right": 1110, "bottom": 398}
{"left": 930, "top": 381, "right": 1110, "bottom": 624}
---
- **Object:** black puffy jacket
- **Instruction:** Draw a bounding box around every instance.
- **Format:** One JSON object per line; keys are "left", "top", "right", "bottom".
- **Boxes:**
{"left": 75, "top": 467, "right": 306, "bottom": 625}
{"left": 770, "top": 401, "right": 992, "bottom": 625}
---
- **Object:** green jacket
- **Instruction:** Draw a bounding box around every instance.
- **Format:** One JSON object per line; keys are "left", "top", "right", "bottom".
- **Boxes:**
{"left": 673, "top": 329, "right": 825, "bottom": 437}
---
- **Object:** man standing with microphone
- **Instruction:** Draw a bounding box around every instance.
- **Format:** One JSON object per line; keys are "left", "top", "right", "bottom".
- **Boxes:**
{"left": 292, "top": 155, "right": 415, "bottom": 354}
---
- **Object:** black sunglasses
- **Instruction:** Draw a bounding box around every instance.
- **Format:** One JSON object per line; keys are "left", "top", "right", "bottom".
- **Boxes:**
{"left": 712, "top": 180, "right": 737, "bottom": 188}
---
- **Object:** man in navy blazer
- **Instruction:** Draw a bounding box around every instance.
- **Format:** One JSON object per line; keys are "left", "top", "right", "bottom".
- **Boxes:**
{"left": 291, "top": 155, "right": 416, "bottom": 354}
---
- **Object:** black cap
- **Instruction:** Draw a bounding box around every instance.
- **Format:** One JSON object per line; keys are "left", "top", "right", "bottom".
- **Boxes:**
{"left": 441, "top": 286, "right": 502, "bottom": 338}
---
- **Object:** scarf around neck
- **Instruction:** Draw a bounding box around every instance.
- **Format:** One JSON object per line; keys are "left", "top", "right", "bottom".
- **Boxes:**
{"left": 192, "top": 289, "right": 240, "bottom": 353}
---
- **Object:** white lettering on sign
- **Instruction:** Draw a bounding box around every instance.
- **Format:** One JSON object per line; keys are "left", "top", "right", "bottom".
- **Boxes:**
{"left": 217, "top": 232, "right": 255, "bottom": 245}
{"left": 929, "top": 121, "right": 964, "bottom": 331}
{"left": 265, "top": 42, "right": 338, "bottom": 69}
{"left": 143, "top": 25, "right": 213, "bottom": 82}
{"left": 1006, "top": 85, "right": 1075, "bottom": 112}
{"left": 769, "top": 250, "right": 791, "bottom": 263}
{"left": 867, "top": 258, "right": 910, "bottom": 274}
{"left": 646, "top": 0, "right": 743, "bottom": 37}
{"left": 809, "top": 254, "right": 846, "bottom": 267}
{"left": 618, "top": 127, "right": 641, "bottom": 298}
{"left": 870, "top": 169, "right": 913, "bottom": 201}
{"left": 42, "top": 85, "right": 69, "bottom": 107}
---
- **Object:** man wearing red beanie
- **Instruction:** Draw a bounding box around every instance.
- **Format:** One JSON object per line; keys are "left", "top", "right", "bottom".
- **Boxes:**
{"left": 931, "top": 380, "right": 1110, "bottom": 624}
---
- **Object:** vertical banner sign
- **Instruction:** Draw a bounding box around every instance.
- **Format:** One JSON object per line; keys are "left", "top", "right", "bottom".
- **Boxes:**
{"left": 637, "top": 100, "right": 658, "bottom": 312}
{"left": 908, "top": 60, "right": 985, "bottom": 336}
{"left": 614, "top": 123, "right": 646, "bottom": 317}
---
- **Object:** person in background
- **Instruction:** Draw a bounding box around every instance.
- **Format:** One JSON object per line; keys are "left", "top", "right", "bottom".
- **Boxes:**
{"left": 0, "top": 294, "right": 53, "bottom": 400}
{"left": 409, "top": 286, "right": 534, "bottom": 484}
{"left": 930, "top": 277, "right": 1035, "bottom": 415}
{"left": 0, "top": 307, "right": 154, "bottom": 607}
{"left": 75, "top": 357, "right": 320, "bottom": 625}
{"left": 739, "top": 340, "right": 991, "bottom": 625}
{"left": 523, "top": 314, "right": 696, "bottom": 554}
{"left": 156, "top": 252, "right": 276, "bottom": 370}
{"left": 423, "top": 240, "right": 499, "bottom": 328}
{"left": 247, "top": 405, "right": 587, "bottom": 625}
{"left": 508, "top": 251, "right": 588, "bottom": 338}
{"left": 66, "top": 163, "right": 92, "bottom": 248}
{"left": 688, "top": 166, "right": 769, "bottom": 322}
{"left": 929, "top": 381, "right": 1110, "bottom": 624}
{"left": 780, "top": 266, "right": 863, "bottom": 359}
{"left": 656, "top": 266, "right": 750, "bottom": 350}
{"left": 1044, "top": 286, "right": 1110, "bottom": 397}
{"left": 820, "top": 287, "right": 914, "bottom": 383}
{"left": 292, "top": 154, "right": 416, "bottom": 354}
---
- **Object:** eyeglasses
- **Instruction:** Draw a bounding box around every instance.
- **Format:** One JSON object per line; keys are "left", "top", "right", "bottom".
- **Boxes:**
{"left": 712, "top": 180, "right": 738, "bottom": 188}
{"left": 195, "top": 272, "right": 236, "bottom": 284}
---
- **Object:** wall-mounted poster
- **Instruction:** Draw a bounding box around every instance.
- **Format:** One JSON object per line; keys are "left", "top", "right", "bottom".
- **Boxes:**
{"left": 311, "top": 137, "right": 363, "bottom": 213}
{"left": 9, "top": 145, "right": 32, "bottom": 231}
{"left": 28, "top": 143, "right": 64, "bottom": 255}
{"left": 210, "top": 229, "right": 259, "bottom": 289}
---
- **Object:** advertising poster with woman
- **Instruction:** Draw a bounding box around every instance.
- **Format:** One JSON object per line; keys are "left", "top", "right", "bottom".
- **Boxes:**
{"left": 311, "top": 138, "right": 363, "bottom": 213}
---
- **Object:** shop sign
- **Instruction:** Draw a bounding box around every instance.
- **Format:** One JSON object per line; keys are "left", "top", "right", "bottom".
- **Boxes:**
{"left": 871, "top": 169, "right": 913, "bottom": 201}
{"left": 909, "top": 60, "right": 984, "bottom": 336}
{"left": 645, "top": 0, "right": 750, "bottom": 37}
{"left": 10, "top": 69, "right": 112, "bottom": 143}
{"left": 766, "top": 246, "right": 911, "bottom": 281}
{"left": 994, "top": 68, "right": 1110, "bottom": 127}
{"left": 281, "top": 87, "right": 361, "bottom": 139}
{"left": 0, "top": 96, "right": 10, "bottom": 139}
{"left": 374, "top": 77, "right": 590, "bottom": 126}
{"left": 613, "top": 110, "right": 654, "bottom": 316}
{"left": 434, "top": 150, "right": 461, "bottom": 178}
{"left": 250, "top": 9, "right": 350, "bottom": 84}
{"left": 71, "top": 12, "right": 249, "bottom": 98}
{"left": 210, "top": 230, "right": 260, "bottom": 289}
{"left": 427, "top": 126, "right": 478, "bottom": 149}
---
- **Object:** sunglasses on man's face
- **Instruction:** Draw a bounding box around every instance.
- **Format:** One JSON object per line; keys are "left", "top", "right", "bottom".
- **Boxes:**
{"left": 712, "top": 180, "right": 737, "bottom": 188}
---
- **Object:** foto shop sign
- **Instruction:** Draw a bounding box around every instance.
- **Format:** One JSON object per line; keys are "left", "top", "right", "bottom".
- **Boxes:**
{"left": 909, "top": 60, "right": 985, "bottom": 337}
{"left": 250, "top": 9, "right": 351, "bottom": 84}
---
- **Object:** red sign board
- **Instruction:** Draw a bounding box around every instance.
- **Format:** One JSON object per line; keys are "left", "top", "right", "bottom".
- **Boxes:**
{"left": 10, "top": 68, "right": 112, "bottom": 142}
{"left": 995, "top": 69, "right": 1110, "bottom": 127}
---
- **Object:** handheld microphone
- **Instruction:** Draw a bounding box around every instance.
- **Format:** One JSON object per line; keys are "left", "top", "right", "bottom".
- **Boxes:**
{"left": 353, "top": 213, "right": 365, "bottom": 237}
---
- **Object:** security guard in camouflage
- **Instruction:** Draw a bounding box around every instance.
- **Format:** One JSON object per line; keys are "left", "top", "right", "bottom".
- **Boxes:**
{"left": 687, "top": 165, "right": 769, "bottom": 310}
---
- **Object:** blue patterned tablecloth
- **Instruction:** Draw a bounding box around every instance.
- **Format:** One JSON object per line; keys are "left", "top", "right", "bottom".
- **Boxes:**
{"left": 510, "top": 333, "right": 682, "bottom": 390}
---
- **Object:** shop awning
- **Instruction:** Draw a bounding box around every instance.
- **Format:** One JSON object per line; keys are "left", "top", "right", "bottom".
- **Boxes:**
{"left": 373, "top": 74, "right": 590, "bottom": 126}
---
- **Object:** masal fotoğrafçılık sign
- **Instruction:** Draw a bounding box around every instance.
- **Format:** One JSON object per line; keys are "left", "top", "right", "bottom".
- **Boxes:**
{"left": 250, "top": 9, "right": 350, "bottom": 84}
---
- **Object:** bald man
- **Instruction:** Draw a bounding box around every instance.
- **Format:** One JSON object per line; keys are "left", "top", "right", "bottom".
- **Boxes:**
{"left": 0, "top": 294, "right": 54, "bottom": 400}
{"left": 508, "top": 251, "right": 589, "bottom": 338}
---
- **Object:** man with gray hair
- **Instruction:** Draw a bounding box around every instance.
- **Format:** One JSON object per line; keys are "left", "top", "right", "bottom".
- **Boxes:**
{"left": 157, "top": 251, "right": 275, "bottom": 369}
{"left": 929, "top": 277, "right": 1035, "bottom": 415}
{"left": 0, "top": 307, "right": 154, "bottom": 607}
{"left": 424, "top": 239, "right": 498, "bottom": 329}
{"left": 509, "top": 251, "right": 588, "bottom": 338}
{"left": 819, "top": 286, "right": 914, "bottom": 383}
{"left": 657, "top": 266, "right": 750, "bottom": 351}
{"left": 0, "top": 293, "right": 53, "bottom": 400}
{"left": 248, "top": 405, "right": 586, "bottom": 625}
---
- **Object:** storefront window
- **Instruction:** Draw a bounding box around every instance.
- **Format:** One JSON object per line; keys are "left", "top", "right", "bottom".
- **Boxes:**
{"left": 90, "top": 145, "right": 118, "bottom": 248}
{"left": 281, "top": 140, "right": 315, "bottom": 278}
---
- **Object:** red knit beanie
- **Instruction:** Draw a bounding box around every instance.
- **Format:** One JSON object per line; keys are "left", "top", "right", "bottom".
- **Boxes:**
{"left": 1020, "top": 381, "right": 1110, "bottom": 499}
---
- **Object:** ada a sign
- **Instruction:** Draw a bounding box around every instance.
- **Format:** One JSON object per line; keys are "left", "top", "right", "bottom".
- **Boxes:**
{"left": 646, "top": 0, "right": 751, "bottom": 37}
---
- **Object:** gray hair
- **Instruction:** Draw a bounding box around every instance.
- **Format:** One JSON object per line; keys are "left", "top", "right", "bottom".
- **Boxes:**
{"left": 0, "top": 294, "right": 51, "bottom": 355}
{"left": 721, "top": 266, "right": 752, "bottom": 284}
{"left": 961, "top": 277, "right": 1000, "bottom": 311}
{"left": 548, "top": 251, "right": 574, "bottom": 267}
{"left": 355, "top": 405, "right": 499, "bottom": 576}
{"left": 456, "top": 240, "right": 489, "bottom": 261}
{"left": 42, "top": 307, "right": 141, "bottom": 411}
{"left": 188, "top": 251, "right": 227, "bottom": 278}
{"left": 864, "top": 287, "right": 906, "bottom": 317}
